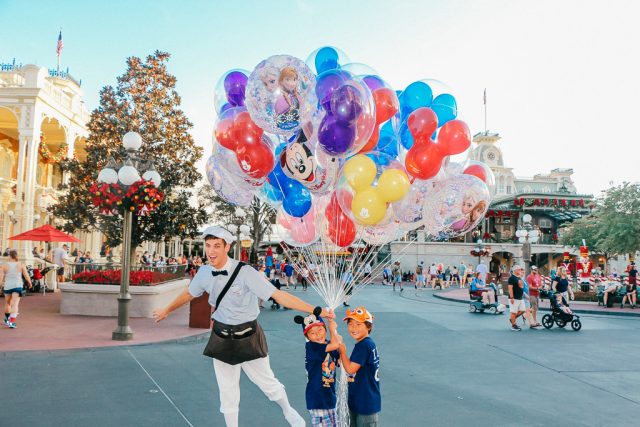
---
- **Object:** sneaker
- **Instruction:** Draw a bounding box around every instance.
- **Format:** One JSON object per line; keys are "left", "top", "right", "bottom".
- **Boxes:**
{"left": 400, "top": 288, "right": 404, "bottom": 293}
{"left": 415, "top": 285, "right": 417, "bottom": 289}
{"left": 8, "top": 322, "right": 16, "bottom": 329}
{"left": 511, "top": 325, "right": 521, "bottom": 331}
{"left": 2, "top": 319, "right": 9, "bottom": 327}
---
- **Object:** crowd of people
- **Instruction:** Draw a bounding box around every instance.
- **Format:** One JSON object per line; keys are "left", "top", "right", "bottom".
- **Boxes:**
{"left": 382, "top": 259, "right": 488, "bottom": 291}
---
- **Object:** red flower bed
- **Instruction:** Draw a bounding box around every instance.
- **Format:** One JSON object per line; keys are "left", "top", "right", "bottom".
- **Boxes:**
{"left": 72, "top": 269, "right": 164, "bottom": 286}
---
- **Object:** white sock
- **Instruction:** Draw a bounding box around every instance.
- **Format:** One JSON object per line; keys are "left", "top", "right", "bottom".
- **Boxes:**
{"left": 223, "top": 412, "right": 239, "bottom": 427}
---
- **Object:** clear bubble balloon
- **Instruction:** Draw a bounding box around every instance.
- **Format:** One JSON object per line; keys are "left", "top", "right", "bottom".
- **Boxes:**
{"left": 462, "top": 159, "right": 496, "bottom": 197}
{"left": 213, "top": 69, "right": 250, "bottom": 116}
{"left": 246, "top": 55, "right": 318, "bottom": 135}
{"left": 423, "top": 174, "right": 490, "bottom": 239}
{"left": 205, "top": 154, "right": 257, "bottom": 207}
{"left": 336, "top": 152, "right": 410, "bottom": 227}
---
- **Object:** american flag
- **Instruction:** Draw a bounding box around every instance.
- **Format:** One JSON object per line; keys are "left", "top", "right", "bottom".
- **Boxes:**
{"left": 56, "top": 31, "right": 63, "bottom": 56}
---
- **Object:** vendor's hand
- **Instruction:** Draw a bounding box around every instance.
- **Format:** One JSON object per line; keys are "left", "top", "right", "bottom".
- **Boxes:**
{"left": 321, "top": 307, "right": 335, "bottom": 320}
{"left": 152, "top": 308, "right": 169, "bottom": 323}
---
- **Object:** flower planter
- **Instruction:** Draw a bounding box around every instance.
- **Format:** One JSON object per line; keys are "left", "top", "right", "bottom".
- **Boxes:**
{"left": 59, "top": 279, "right": 189, "bottom": 318}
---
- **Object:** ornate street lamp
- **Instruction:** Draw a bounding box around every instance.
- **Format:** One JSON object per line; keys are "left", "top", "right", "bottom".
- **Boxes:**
{"left": 227, "top": 207, "right": 250, "bottom": 259}
{"left": 97, "top": 132, "right": 162, "bottom": 341}
{"left": 516, "top": 214, "right": 539, "bottom": 276}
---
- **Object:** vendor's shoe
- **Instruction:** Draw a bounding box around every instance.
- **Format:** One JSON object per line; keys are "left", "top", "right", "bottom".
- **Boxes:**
{"left": 284, "top": 409, "right": 305, "bottom": 427}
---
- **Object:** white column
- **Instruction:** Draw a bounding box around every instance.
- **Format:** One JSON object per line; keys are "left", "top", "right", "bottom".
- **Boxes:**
{"left": 63, "top": 132, "right": 75, "bottom": 185}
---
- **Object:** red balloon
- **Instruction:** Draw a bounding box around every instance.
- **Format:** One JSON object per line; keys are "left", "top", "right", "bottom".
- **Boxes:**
{"left": 328, "top": 212, "right": 356, "bottom": 247}
{"left": 408, "top": 108, "right": 438, "bottom": 144}
{"left": 463, "top": 164, "right": 487, "bottom": 182}
{"left": 233, "top": 111, "right": 264, "bottom": 145}
{"left": 405, "top": 141, "right": 444, "bottom": 180}
{"left": 436, "top": 120, "right": 470, "bottom": 155}
{"left": 373, "top": 88, "right": 399, "bottom": 124}
{"left": 215, "top": 118, "right": 236, "bottom": 150}
{"left": 235, "top": 139, "right": 274, "bottom": 179}
{"left": 358, "top": 126, "right": 379, "bottom": 154}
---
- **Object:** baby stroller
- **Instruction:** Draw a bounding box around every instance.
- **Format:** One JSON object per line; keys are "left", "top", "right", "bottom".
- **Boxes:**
{"left": 25, "top": 266, "right": 44, "bottom": 293}
{"left": 541, "top": 292, "right": 582, "bottom": 331}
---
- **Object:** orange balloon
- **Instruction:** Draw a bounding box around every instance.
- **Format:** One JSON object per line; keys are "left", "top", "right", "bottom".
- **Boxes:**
{"left": 408, "top": 107, "right": 438, "bottom": 144}
{"left": 358, "top": 126, "right": 379, "bottom": 154}
{"left": 405, "top": 142, "right": 444, "bottom": 180}
{"left": 437, "top": 120, "right": 470, "bottom": 155}
{"left": 373, "top": 87, "right": 399, "bottom": 124}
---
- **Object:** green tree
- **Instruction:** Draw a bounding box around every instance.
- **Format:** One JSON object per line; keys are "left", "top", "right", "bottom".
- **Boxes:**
{"left": 51, "top": 51, "right": 208, "bottom": 250}
{"left": 560, "top": 182, "right": 640, "bottom": 260}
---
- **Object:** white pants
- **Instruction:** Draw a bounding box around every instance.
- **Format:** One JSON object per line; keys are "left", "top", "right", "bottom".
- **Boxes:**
{"left": 213, "top": 356, "right": 287, "bottom": 414}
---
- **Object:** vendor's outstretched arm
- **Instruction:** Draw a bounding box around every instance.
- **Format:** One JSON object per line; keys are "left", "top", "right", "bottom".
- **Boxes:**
{"left": 272, "top": 290, "right": 335, "bottom": 319}
{"left": 153, "top": 287, "right": 194, "bottom": 322}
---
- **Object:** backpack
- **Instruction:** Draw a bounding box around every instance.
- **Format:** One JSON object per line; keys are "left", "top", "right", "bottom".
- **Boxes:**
{"left": 416, "top": 265, "right": 423, "bottom": 275}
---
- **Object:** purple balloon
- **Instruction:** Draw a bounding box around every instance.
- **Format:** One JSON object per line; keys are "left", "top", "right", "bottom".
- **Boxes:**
{"left": 315, "top": 70, "right": 347, "bottom": 111}
{"left": 330, "top": 85, "right": 363, "bottom": 124}
{"left": 318, "top": 114, "right": 356, "bottom": 155}
{"left": 224, "top": 71, "right": 248, "bottom": 107}
{"left": 363, "top": 75, "right": 385, "bottom": 92}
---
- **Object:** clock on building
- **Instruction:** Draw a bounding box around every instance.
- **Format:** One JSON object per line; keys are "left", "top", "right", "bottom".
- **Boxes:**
{"left": 484, "top": 150, "right": 498, "bottom": 164}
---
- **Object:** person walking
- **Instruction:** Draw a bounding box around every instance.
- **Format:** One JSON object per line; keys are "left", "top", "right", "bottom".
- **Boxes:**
{"left": 476, "top": 260, "right": 488, "bottom": 282}
{"left": 153, "top": 226, "right": 332, "bottom": 427}
{"left": 429, "top": 263, "right": 438, "bottom": 289}
{"left": 526, "top": 266, "right": 542, "bottom": 327}
{"left": 552, "top": 266, "right": 574, "bottom": 302}
{"left": 392, "top": 262, "right": 403, "bottom": 292}
{"left": 52, "top": 244, "right": 68, "bottom": 283}
{"left": 508, "top": 265, "right": 526, "bottom": 331}
{"left": 415, "top": 261, "right": 425, "bottom": 289}
{"left": 458, "top": 261, "right": 467, "bottom": 288}
{"left": 1, "top": 250, "right": 33, "bottom": 328}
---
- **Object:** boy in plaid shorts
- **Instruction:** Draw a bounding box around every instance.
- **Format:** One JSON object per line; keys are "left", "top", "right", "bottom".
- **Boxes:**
{"left": 294, "top": 307, "right": 342, "bottom": 426}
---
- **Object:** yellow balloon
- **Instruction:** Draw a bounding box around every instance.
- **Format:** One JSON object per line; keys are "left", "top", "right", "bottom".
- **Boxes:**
{"left": 377, "top": 169, "right": 410, "bottom": 202}
{"left": 343, "top": 155, "right": 377, "bottom": 191}
{"left": 352, "top": 187, "right": 387, "bottom": 225}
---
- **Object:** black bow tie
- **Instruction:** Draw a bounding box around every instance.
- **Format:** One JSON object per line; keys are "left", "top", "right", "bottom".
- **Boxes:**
{"left": 212, "top": 270, "right": 228, "bottom": 277}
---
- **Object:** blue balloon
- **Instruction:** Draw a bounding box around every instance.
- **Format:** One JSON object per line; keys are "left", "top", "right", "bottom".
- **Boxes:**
{"left": 315, "top": 47, "right": 340, "bottom": 74}
{"left": 399, "top": 81, "right": 433, "bottom": 118}
{"left": 375, "top": 122, "right": 399, "bottom": 158}
{"left": 431, "top": 94, "right": 457, "bottom": 127}
{"left": 261, "top": 181, "right": 284, "bottom": 203}
{"left": 399, "top": 120, "right": 414, "bottom": 150}
{"left": 267, "top": 162, "right": 291, "bottom": 195}
{"left": 282, "top": 183, "right": 312, "bottom": 217}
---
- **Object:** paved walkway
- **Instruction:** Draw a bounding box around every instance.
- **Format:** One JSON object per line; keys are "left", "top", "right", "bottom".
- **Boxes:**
{"left": 0, "top": 292, "right": 207, "bottom": 352}
{"left": 431, "top": 286, "right": 640, "bottom": 316}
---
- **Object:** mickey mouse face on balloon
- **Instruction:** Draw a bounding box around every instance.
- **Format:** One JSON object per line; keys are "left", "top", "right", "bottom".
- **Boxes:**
{"left": 280, "top": 141, "right": 316, "bottom": 183}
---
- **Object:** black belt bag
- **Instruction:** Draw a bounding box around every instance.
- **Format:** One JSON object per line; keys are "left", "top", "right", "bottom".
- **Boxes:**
{"left": 202, "top": 262, "right": 268, "bottom": 365}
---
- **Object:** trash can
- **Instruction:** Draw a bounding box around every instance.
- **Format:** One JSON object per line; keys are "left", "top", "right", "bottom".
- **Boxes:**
{"left": 580, "top": 282, "right": 590, "bottom": 292}
{"left": 189, "top": 292, "right": 212, "bottom": 329}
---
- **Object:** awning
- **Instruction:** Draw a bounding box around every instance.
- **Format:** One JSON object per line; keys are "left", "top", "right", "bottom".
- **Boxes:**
{"left": 9, "top": 224, "right": 81, "bottom": 243}
{"left": 546, "top": 211, "right": 583, "bottom": 222}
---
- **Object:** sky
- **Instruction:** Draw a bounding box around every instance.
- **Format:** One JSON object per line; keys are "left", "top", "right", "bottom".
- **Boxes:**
{"left": 2, "top": 0, "right": 639, "bottom": 196}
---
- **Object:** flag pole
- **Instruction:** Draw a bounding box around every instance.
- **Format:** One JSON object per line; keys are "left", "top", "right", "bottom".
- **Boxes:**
{"left": 483, "top": 88, "right": 487, "bottom": 134}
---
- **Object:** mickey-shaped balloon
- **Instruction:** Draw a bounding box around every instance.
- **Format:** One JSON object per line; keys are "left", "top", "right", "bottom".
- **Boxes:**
{"left": 404, "top": 107, "right": 471, "bottom": 180}
{"left": 214, "top": 109, "right": 275, "bottom": 179}
{"left": 342, "top": 154, "right": 410, "bottom": 226}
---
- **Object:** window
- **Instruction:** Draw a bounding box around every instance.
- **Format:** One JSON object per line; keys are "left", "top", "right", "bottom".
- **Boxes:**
{"left": 506, "top": 185, "right": 512, "bottom": 194}
{"left": 539, "top": 218, "right": 553, "bottom": 229}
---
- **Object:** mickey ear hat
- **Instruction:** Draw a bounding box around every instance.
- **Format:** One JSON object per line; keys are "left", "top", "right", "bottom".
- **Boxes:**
{"left": 294, "top": 307, "right": 325, "bottom": 335}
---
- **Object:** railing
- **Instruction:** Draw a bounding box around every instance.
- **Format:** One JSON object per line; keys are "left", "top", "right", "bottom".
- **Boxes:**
{"left": 65, "top": 263, "right": 188, "bottom": 286}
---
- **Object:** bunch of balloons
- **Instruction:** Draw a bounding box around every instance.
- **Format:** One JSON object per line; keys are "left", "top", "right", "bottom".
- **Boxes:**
{"left": 207, "top": 46, "right": 495, "bottom": 245}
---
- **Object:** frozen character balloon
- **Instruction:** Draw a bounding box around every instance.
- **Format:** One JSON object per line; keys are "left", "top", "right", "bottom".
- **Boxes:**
{"left": 275, "top": 67, "right": 303, "bottom": 130}
{"left": 449, "top": 192, "right": 476, "bottom": 232}
{"left": 246, "top": 55, "right": 317, "bottom": 135}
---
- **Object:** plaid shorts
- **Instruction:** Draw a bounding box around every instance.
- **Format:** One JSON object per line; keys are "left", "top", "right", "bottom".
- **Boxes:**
{"left": 309, "top": 409, "right": 337, "bottom": 427}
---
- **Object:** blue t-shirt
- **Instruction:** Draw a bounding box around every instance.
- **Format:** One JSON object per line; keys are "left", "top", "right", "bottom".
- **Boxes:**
{"left": 347, "top": 337, "right": 381, "bottom": 415}
{"left": 284, "top": 264, "right": 294, "bottom": 277}
{"left": 266, "top": 255, "right": 273, "bottom": 267}
{"left": 305, "top": 342, "right": 340, "bottom": 410}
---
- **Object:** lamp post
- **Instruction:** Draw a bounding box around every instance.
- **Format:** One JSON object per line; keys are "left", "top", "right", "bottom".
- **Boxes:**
{"left": 227, "top": 207, "right": 249, "bottom": 260}
{"left": 516, "top": 214, "right": 539, "bottom": 276}
{"left": 97, "top": 132, "right": 162, "bottom": 341}
{"left": 474, "top": 239, "right": 485, "bottom": 266}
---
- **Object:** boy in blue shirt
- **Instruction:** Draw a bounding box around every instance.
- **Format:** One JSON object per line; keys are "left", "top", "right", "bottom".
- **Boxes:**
{"left": 294, "top": 307, "right": 342, "bottom": 427}
{"left": 339, "top": 306, "right": 381, "bottom": 426}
